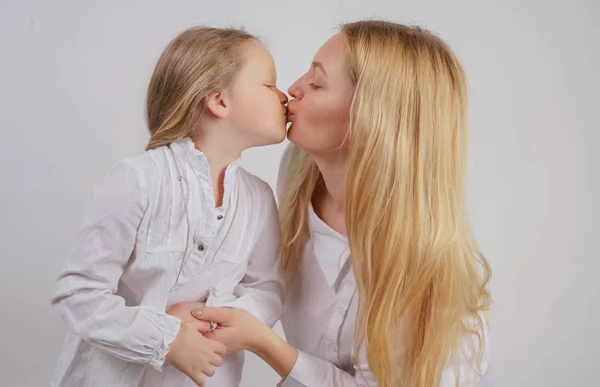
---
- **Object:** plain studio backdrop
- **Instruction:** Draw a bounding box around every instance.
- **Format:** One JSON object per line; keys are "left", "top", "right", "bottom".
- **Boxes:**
{"left": 1, "top": 1, "right": 598, "bottom": 386}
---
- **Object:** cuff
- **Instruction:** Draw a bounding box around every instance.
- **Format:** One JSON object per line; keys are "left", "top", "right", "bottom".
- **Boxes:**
{"left": 279, "top": 350, "right": 324, "bottom": 387}
{"left": 148, "top": 311, "right": 182, "bottom": 371}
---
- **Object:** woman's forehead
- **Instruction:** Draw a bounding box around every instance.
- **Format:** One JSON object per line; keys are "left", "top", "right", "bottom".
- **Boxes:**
{"left": 315, "top": 33, "right": 347, "bottom": 62}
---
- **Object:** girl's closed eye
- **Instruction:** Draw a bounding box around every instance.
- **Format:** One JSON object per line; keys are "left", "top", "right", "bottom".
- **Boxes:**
{"left": 309, "top": 82, "right": 321, "bottom": 90}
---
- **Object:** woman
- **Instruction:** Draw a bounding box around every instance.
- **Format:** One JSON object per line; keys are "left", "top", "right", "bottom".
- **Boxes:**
{"left": 178, "top": 20, "right": 492, "bottom": 386}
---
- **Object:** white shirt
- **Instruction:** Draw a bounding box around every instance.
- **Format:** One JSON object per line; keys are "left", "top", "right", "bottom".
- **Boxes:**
{"left": 51, "top": 138, "right": 285, "bottom": 387}
{"left": 277, "top": 146, "right": 491, "bottom": 387}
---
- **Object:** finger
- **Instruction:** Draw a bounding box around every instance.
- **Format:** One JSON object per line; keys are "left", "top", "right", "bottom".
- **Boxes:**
{"left": 188, "top": 320, "right": 212, "bottom": 333}
{"left": 203, "top": 331, "right": 216, "bottom": 340}
{"left": 194, "top": 321, "right": 212, "bottom": 334}
{"left": 201, "top": 364, "right": 216, "bottom": 377}
{"left": 208, "top": 338, "right": 227, "bottom": 355}
{"left": 190, "top": 372, "right": 205, "bottom": 387}
{"left": 191, "top": 307, "right": 233, "bottom": 324}
{"left": 209, "top": 352, "right": 223, "bottom": 367}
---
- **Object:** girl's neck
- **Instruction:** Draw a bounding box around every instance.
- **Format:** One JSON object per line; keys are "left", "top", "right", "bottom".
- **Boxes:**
{"left": 191, "top": 127, "right": 244, "bottom": 207}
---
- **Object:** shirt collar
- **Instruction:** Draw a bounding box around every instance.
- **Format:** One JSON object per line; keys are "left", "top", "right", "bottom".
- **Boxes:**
{"left": 169, "top": 137, "right": 240, "bottom": 208}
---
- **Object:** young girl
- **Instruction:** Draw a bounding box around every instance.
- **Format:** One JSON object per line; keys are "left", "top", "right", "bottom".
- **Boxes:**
{"left": 51, "top": 27, "right": 288, "bottom": 387}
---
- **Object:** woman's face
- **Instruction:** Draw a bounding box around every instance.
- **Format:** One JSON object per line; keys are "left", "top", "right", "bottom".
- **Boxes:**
{"left": 287, "top": 33, "right": 355, "bottom": 156}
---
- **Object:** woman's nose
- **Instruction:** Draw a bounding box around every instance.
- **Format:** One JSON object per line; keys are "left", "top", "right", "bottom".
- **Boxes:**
{"left": 288, "top": 81, "right": 303, "bottom": 100}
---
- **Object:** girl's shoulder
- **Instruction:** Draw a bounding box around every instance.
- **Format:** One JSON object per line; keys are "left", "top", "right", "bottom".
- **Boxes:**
{"left": 120, "top": 145, "right": 169, "bottom": 174}
{"left": 109, "top": 146, "right": 170, "bottom": 192}
{"left": 236, "top": 167, "right": 277, "bottom": 215}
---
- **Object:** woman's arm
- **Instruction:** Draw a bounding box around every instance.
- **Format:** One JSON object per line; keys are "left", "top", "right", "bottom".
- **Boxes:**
{"left": 255, "top": 329, "right": 376, "bottom": 387}
{"left": 251, "top": 325, "right": 298, "bottom": 379}
{"left": 194, "top": 307, "right": 376, "bottom": 386}
{"left": 194, "top": 307, "right": 491, "bottom": 386}
{"left": 256, "top": 326, "right": 490, "bottom": 387}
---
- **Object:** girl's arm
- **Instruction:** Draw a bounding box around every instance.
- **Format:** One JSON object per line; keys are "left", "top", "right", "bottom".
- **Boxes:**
{"left": 52, "top": 161, "right": 181, "bottom": 369}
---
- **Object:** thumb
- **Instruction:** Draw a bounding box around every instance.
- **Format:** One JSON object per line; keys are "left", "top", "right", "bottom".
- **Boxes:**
{"left": 191, "top": 306, "right": 233, "bottom": 324}
{"left": 187, "top": 320, "right": 212, "bottom": 333}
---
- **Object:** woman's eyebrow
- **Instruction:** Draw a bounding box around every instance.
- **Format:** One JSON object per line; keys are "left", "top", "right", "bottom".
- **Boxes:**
{"left": 312, "top": 61, "right": 328, "bottom": 77}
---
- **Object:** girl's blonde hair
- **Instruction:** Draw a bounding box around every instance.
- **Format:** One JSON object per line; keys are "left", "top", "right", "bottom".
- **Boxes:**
{"left": 279, "top": 20, "right": 491, "bottom": 387}
{"left": 145, "top": 26, "right": 256, "bottom": 150}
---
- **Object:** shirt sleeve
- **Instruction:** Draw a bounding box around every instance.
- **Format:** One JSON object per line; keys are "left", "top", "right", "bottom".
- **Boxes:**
{"left": 207, "top": 187, "right": 285, "bottom": 327}
{"left": 280, "top": 315, "right": 491, "bottom": 387}
{"left": 51, "top": 161, "right": 181, "bottom": 370}
{"left": 278, "top": 343, "right": 376, "bottom": 387}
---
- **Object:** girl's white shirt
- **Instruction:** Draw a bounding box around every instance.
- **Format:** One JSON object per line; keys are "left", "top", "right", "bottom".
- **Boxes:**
{"left": 51, "top": 137, "right": 285, "bottom": 387}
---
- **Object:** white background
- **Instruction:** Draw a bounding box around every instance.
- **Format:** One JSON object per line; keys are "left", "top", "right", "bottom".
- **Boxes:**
{"left": 1, "top": 1, "right": 598, "bottom": 386}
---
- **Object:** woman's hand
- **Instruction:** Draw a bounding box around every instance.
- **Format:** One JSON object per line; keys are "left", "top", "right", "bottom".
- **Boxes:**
{"left": 192, "top": 306, "right": 299, "bottom": 378}
{"left": 191, "top": 307, "right": 269, "bottom": 354}
{"left": 167, "top": 302, "right": 211, "bottom": 333}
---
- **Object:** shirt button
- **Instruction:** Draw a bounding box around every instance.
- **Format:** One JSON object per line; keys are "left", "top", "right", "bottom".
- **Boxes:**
{"left": 337, "top": 306, "right": 345, "bottom": 315}
{"left": 327, "top": 341, "right": 337, "bottom": 351}
{"left": 217, "top": 214, "right": 223, "bottom": 220}
{"left": 198, "top": 243, "right": 206, "bottom": 252}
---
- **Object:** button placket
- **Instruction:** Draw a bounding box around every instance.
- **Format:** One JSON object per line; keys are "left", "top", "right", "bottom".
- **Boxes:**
{"left": 188, "top": 198, "right": 215, "bottom": 271}
{"left": 322, "top": 263, "right": 357, "bottom": 361}
{"left": 322, "top": 301, "right": 345, "bottom": 358}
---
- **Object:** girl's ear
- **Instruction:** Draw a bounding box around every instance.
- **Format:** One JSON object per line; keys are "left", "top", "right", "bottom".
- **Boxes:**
{"left": 205, "top": 91, "right": 229, "bottom": 118}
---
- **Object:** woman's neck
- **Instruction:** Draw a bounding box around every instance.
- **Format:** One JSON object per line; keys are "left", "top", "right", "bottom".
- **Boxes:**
{"left": 312, "top": 153, "right": 347, "bottom": 235}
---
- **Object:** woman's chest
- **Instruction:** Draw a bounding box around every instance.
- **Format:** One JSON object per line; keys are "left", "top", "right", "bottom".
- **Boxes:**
{"left": 282, "top": 237, "right": 357, "bottom": 367}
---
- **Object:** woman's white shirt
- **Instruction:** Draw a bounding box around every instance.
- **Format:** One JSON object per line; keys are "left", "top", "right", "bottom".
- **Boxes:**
{"left": 277, "top": 146, "right": 491, "bottom": 386}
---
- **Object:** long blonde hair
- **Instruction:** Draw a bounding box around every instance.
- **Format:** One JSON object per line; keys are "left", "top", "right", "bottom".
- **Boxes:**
{"left": 279, "top": 21, "right": 491, "bottom": 386}
{"left": 145, "top": 26, "right": 256, "bottom": 150}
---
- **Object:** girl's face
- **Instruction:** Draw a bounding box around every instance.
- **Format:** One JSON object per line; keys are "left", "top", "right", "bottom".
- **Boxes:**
{"left": 286, "top": 33, "right": 355, "bottom": 156}
{"left": 227, "top": 40, "right": 289, "bottom": 147}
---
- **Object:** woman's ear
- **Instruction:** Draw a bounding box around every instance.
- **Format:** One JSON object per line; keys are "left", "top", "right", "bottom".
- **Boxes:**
{"left": 205, "top": 91, "right": 229, "bottom": 118}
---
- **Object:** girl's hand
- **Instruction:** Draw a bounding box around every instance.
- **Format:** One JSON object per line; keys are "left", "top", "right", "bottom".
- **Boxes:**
{"left": 165, "top": 321, "right": 226, "bottom": 386}
{"left": 191, "top": 307, "right": 269, "bottom": 354}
